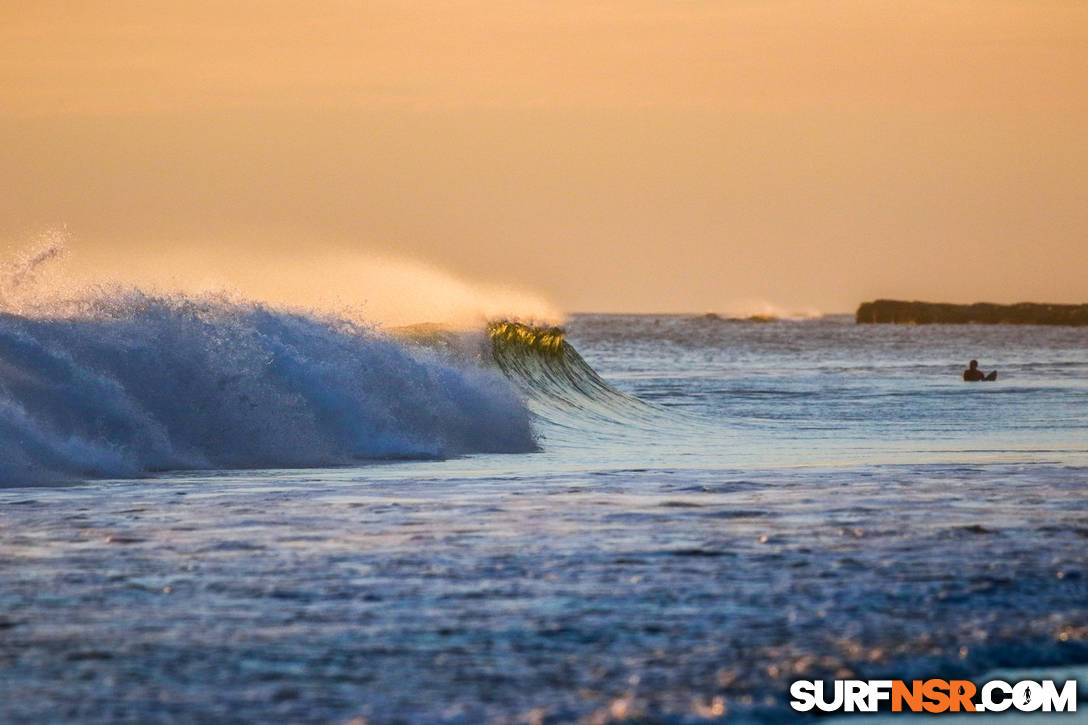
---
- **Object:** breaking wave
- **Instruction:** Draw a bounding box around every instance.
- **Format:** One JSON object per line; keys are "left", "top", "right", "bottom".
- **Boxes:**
{"left": 0, "top": 233, "right": 668, "bottom": 486}
{"left": 0, "top": 293, "right": 537, "bottom": 486}
{"left": 485, "top": 321, "right": 685, "bottom": 448}
{"left": 488, "top": 321, "right": 647, "bottom": 416}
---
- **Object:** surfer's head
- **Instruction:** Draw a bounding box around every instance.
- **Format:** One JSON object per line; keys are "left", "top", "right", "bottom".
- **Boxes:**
{"left": 969, "top": 360, "right": 978, "bottom": 369}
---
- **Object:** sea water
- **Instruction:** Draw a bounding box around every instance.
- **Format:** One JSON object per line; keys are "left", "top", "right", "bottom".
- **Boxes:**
{"left": 1, "top": 312, "right": 1086, "bottom": 723}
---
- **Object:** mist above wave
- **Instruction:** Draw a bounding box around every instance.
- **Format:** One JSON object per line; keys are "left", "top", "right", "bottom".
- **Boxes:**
{"left": 0, "top": 228, "right": 562, "bottom": 329}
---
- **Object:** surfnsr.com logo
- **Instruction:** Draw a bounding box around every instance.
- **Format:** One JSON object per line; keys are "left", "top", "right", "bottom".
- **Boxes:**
{"left": 790, "top": 679, "right": 1078, "bottom": 713}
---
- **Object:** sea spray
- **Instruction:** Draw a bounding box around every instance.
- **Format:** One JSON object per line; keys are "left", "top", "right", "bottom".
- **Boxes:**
{"left": 0, "top": 228, "right": 71, "bottom": 313}
{"left": 0, "top": 228, "right": 563, "bottom": 329}
{"left": 0, "top": 292, "right": 536, "bottom": 486}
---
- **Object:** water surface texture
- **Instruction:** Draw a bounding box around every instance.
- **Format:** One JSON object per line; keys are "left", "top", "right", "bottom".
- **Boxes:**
{"left": 2, "top": 314, "right": 1086, "bottom": 723}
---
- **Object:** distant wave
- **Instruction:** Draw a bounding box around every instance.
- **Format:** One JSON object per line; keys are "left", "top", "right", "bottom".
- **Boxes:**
{"left": 710, "top": 298, "right": 822, "bottom": 321}
{"left": 0, "top": 293, "right": 536, "bottom": 486}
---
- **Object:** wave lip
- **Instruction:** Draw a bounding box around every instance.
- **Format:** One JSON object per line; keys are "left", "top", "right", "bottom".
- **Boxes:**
{"left": 0, "top": 294, "right": 536, "bottom": 486}
{"left": 486, "top": 321, "right": 680, "bottom": 443}
{"left": 489, "top": 321, "right": 643, "bottom": 408}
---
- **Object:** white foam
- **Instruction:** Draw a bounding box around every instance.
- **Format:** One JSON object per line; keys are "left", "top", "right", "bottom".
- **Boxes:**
{"left": 0, "top": 292, "right": 536, "bottom": 486}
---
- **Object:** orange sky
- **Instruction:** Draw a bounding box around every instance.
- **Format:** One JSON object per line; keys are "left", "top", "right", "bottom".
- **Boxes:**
{"left": 2, "top": 0, "right": 1086, "bottom": 315}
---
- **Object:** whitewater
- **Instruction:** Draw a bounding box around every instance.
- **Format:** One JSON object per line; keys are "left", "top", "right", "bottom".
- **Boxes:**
{"left": 1, "top": 298, "right": 1087, "bottom": 722}
{"left": 0, "top": 294, "right": 535, "bottom": 484}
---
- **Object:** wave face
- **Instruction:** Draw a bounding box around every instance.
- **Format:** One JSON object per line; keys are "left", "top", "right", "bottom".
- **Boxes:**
{"left": 0, "top": 294, "right": 536, "bottom": 486}
{"left": 487, "top": 322, "right": 669, "bottom": 442}
{"left": 488, "top": 322, "right": 633, "bottom": 406}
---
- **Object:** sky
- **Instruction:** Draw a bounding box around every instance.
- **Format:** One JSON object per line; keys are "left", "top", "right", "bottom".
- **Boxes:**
{"left": 1, "top": 0, "right": 1086, "bottom": 317}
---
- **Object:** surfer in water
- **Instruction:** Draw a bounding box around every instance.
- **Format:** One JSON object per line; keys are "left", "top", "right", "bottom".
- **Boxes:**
{"left": 963, "top": 360, "right": 997, "bottom": 382}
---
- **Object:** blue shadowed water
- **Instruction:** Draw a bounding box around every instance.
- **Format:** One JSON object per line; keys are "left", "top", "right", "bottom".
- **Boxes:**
{"left": 0, "top": 311, "right": 1086, "bottom": 723}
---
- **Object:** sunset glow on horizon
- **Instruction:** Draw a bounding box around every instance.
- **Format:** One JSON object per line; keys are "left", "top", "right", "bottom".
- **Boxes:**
{"left": 2, "top": 0, "right": 1085, "bottom": 317}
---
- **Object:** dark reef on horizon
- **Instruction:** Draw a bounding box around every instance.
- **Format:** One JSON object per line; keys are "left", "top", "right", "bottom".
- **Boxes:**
{"left": 856, "top": 299, "right": 1088, "bottom": 326}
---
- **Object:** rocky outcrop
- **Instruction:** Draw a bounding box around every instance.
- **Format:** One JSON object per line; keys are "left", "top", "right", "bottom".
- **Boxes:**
{"left": 856, "top": 300, "right": 1088, "bottom": 326}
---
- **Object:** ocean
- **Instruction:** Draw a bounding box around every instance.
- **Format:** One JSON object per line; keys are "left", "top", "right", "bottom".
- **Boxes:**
{"left": 1, "top": 307, "right": 1086, "bottom": 723}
